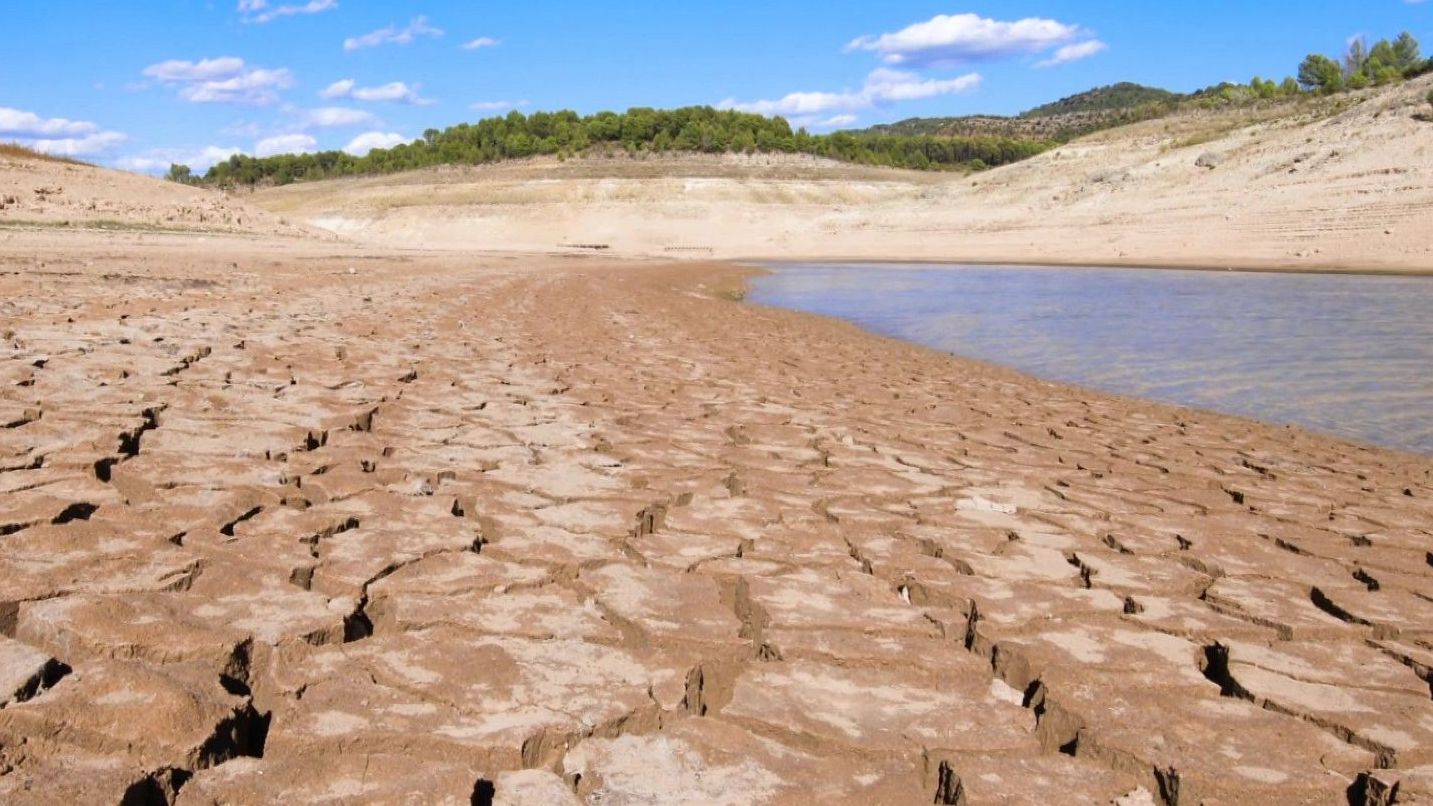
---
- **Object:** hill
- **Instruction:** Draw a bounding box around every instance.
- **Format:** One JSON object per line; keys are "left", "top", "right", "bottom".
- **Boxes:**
{"left": 196, "top": 107, "right": 1050, "bottom": 188}
{"left": 247, "top": 75, "right": 1433, "bottom": 273}
{"left": 0, "top": 143, "right": 312, "bottom": 237}
{"left": 1021, "top": 82, "right": 1182, "bottom": 118}
{"left": 863, "top": 82, "right": 1183, "bottom": 141}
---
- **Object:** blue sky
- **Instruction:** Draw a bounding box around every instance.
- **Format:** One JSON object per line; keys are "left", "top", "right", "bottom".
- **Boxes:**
{"left": 1, "top": 1, "right": 1428, "bottom": 173}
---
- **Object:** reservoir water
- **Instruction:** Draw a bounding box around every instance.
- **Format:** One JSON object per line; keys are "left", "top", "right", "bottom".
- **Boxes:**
{"left": 750, "top": 263, "right": 1433, "bottom": 455}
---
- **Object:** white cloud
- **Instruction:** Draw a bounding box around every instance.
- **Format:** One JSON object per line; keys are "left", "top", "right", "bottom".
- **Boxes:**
{"left": 115, "top": 145, "right": 245, "bottom": 175}
{"left": 720, "top": 68, "right": 981, "bottom": 118}
{"left": 181, "top": 68, "right": 294, "bottom": 104}
{"left": 863, "top": 68, "right": 983, "bottom": 102}
{"left": 813, "top": 114, "right": 858, "bottom": 129}
{"left": 0, "top": 107, "right": 98, "bottom": 137}
{"left": 142, "top": 57, "right": 294, "bottom": 105}
{"left": 305, "top": 106, "right": 376, "bottom": 127}
{"left": 469, "top": 100, "right": 529, "bottom": 112}
{"left": 320, "top": 79, "right": 433, "bottom": 105}
{"left": 318, "top": 79, "right": 355, "bottom": 99}
{"left": 1, "top": 107, "right": 126, "bottom": 156}
{"left": 113, "top": 156, "right": 176, "bottom": 174}
{"left": 462, "top": 36, "right": 500, "bottom": 50}
{"left": 344, "top": 131, "right": 407, "bottom": 156}
{"left": 344, "top": 16, "right": 443, "bottom": 51}
{"left": 256, "top": 133, "right": 318, "bottom": 157}
{"left": 1035, "top": 40, "right": 1107, "bottom": 68}
{"left": 24, "top": 132, "right": 128, "bottom": 158}
{"left": 142, "top": 57, "right": 246, "bottom": 83}
{"left": 847, "top": 13, "right": 1085, "bottom": 66}
{"left": 240, "top": 0, "right": 337, "bottom": 24}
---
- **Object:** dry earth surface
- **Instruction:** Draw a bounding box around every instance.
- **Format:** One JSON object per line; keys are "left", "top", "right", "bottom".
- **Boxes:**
{"left": 252, "top": 76, "right": 1433, "bottom": 274}
{"left": 1, "top": 77, "right": 1432, "bottom": 805}
{"left": 1, "top": 230, "right": 1431, "bottom": 804}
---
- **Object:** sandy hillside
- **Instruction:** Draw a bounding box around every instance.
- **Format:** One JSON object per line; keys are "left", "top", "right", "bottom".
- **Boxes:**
{"left": 0, "top": 149, "right": 316, "bottom": 239}
{"left": 254, "top": 76, "right": 1433, "bottom": 272}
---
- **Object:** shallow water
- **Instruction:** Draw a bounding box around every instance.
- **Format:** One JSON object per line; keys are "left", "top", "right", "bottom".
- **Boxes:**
{"left": 750, "top": 263, "right": 1433, "bottom": 455}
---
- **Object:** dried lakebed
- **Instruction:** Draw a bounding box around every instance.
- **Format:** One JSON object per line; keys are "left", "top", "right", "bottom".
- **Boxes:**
{"left": 751, "top": 262, "right": 1433, "bottom": 456}
{"left": 1, "top": 241, "right": 1432, "bottom": 804}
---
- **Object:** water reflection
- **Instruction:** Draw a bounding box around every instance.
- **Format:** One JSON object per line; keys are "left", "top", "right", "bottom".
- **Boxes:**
{"left": 751, "top": 263, "right": 1433, "bottom": 455}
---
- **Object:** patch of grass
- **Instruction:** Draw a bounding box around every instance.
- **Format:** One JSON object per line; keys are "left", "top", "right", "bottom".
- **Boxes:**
{"left": 0, "top": 218, "right": 205, "bottom": 234}
{"left": 0, "top": 142, "right": 90, "bottom": 166}
{"left": 1162, "top": 95, "right": 1349, "bottom": 153}
{"left": 1168, "top": 129, "right": 1227, "bottom": 151}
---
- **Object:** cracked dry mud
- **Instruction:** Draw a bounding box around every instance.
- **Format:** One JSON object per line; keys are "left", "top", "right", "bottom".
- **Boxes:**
{"left": 1, "top": 240, "right": 1432, "bottom": 805}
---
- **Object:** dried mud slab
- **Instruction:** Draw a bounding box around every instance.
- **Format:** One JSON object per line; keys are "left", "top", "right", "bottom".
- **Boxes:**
{"left": 175, "top": 754, "right": 486, "bottom": 805}
{"left": 0, "top": 240, "right": 1431, "bottom": 804}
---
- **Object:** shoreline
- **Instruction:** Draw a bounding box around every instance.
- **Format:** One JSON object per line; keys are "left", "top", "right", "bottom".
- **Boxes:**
{"left": 745, "top": 255, "right": 1433, "bottom": 278}
{"left": 723, "top": 260, "right": 1433, "bottom": 462}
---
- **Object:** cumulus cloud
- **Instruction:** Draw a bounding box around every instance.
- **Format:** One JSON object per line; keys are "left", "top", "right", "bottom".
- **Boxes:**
{"left": 469, "top": 99, "right": 529, "bottom": 112}
{"left": 344, "top": 16, "right": 443, "bottom": 51}
{"left": 142, "top": 57, "right": 246, "bottom": 83}
{"left": 0, "top": 107, "right": 126, "bottom": 156}
{"left": 813, "top": 114, "right": 859, "bottom": 130}
{"left": 0, "top": 107, "right": 99, "bottom": 137}
{"left": 114, "top": 155, "right": 181, "bottom": 174}
{"left": 255, "top": 133, "right": 318, "bottom": 156}
{"left": 720, "top": 68, "right": 981, "bottom": 121}
{"left": 344, "top": 131, "right": 407, "bottom": 156}
{"left": 181, "top": 68, "right": 294, "bottom": 104}
{"left": 239, "top": 0, "right": 337, "bottom": 24}
{"left": 462, "top": 36, "right": 500, "bottom": 51}
{"left": 115, "top": 145, "right": 244, "bottom": 175}
{"left": 846, "top": 13, "right": 1086, "bottom": 67}
{"left": 304, "top": 106, "right": 376, "bottom": 127}
{"left": 1035, "top": 40, "right": 1108, "bottom": 68}
{"left": 142, "top": 57, "right": 293, "bottom": 105}
{"left": 320, "top": 79, "right": 432, "bottom": 105}
{"left": 317, "top": 79, "right": 355, "bottom": 99}
{"left": 24, "top": 132, "right": 128, "bottom": 158}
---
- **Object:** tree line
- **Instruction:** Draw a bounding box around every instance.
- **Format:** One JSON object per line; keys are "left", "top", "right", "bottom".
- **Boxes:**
{"left": 1298, "top": 31, "right": 1427, "bottom": 94}
{"left": 168, "top": 31, "right": 1432, "bottom": 188}
{"left": 177, "top": 107, "right": 1053, "bottom": 188}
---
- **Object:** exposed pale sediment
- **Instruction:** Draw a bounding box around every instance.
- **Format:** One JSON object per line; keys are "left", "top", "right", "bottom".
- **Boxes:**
{"left": 1, "top": 235, "right": 1431, "bottom": 804}
{"left": 251, "top": 76, "right": 1433, "bottom": 276}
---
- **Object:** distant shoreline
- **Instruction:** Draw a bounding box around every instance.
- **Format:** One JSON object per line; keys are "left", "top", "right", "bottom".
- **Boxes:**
{"left": 744, "top": 257, "right": 1433, "bottom": 278}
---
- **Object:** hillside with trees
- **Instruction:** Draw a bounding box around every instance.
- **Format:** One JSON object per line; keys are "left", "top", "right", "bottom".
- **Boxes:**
{"left": 865, "top": 31, "right": 1430, "bottom": 144}
{"left": 174, "top": 31, "right": 1431, "bottom": 190}
{"left": 864, "top": 83, "right": 1184, "bottom": 141}
{"left": 1297, "top": 32, "right": 1427, "bottom": 93}
{"left": 191, "top": 108, "right": 1052, "bottom": 189}
{"left": 1020, "top": 82, "right": 1181, "bottom": 118}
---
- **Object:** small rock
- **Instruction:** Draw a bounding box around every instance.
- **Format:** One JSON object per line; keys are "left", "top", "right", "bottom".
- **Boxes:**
{"left": 1195, "top": 152, "right": 1222, "bottom": 170}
